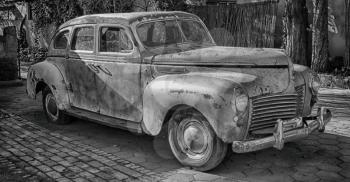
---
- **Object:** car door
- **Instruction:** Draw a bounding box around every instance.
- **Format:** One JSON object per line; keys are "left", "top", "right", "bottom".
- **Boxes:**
{"left": 66, "top": 25, "right": 99, "bottom": 112}
{"left": 47, "top": 27, "right": 71, "bottom": 83}
{"left": 94, "top": 24, "right": 142, "bottom": 122}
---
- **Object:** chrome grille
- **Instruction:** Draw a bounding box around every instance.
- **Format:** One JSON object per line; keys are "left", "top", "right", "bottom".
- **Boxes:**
{"left": 249, "top": 94, "right": 298, "bottom": 132}
{"left": 295, "top": 85, "right": 305, "bottom": 116}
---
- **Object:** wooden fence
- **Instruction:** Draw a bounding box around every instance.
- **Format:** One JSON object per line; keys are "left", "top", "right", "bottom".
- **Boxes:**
{"left": 190, "top": 1, "right": 279, "bottom": 48}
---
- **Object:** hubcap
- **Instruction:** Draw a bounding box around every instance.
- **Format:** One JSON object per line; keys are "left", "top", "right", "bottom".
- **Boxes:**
{"left": 183, "top": 125, "right": 206, "bottom": 153}
{"left": 177, "top": 119, "right": 210, "bottom": 160}
{"left": 45, "top": 93, "right": 58, "bottom": 121}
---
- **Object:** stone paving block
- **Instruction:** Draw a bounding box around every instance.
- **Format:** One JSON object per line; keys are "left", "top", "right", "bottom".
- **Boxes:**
{"left": 37, "top": 165, "right": 53, "bottom": 172}
{"left": 89, "top": 177, "right": 106, "bottom": 182}
{"left": 316, "top": 170, "right": 344, "bottom": 181}
{"left": 339, "top": 143, "right": 350, "bottom": 150}
{"left": 317, "top": 163, "right": 342, "bottom": 172}
{"left": 88, "top": 161, "right": 104, "bottom": 168}
{"left": 243, "top": 168, "right": 271, "bottom": 177}
{"left": 68, "top": 166, "right": 83, "bottom": 173}
{"left": 57, "top": 177, "right": 73, "bottom": 182}
{"left": 86, "top": 167, "right": 100, "bottom": 174}
{"left": 95, "top": 171, "right": 113, "bottom": 180}
{"left": 340, "top": 149, "right": 350, "bottom": 156}
{"left": 59, "top": 160, "right": 72, "bottom": 167}
{"left": 162, "top": 173, "right": 195, "bottom": 182}
{"left": 53, "top": 165, "right": 66, "bottom": 173}
{"left": 112, "top": 164, "right": 143, "bottom": 178}
{"left": 73, "top": 177, "right": 89, "bottom": 182}
{"left": 340, "top": 156, "right": 350, "bottom": 163}
{"left": 339, "top": 169, "right": 350, "bottom": 178}
{"left": 292, "top": 172, "right": 320, "bottom": 182}
{"left": 111, "top": 170, "right": 129, "bottom": 180}
{"left": 47, "top": 171, "right": 63, "bottom": 179}
{"left": 294, "top": 165, "right": 319, "bottom": 173}
{"left": 79, "top": 171, "right": 95, "bottom": 179}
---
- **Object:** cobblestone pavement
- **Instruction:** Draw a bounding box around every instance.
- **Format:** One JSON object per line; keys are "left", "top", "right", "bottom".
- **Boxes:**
{"left": 0, "top": 110, "right": 164, "bottom": 182}
{"left": 0, "top": 110, "right": 236, "bottom": 182}
{"left": 1, "top": 82, "right": 350, "bottom": 182}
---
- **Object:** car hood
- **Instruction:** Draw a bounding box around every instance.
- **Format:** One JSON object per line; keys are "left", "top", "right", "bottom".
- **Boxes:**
{"left": 148, "top": 46, "right": 294, "bottom": 97}
{"left": 149, "top": 46, "right": 290, "bottom": 66}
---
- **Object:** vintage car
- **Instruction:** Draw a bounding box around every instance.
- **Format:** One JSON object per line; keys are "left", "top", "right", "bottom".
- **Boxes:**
{"left": 27, "top": 11, "right": 332, "bottom": 171}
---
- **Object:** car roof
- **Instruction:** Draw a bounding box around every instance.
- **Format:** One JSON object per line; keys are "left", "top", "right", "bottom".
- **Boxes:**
{"left": 59, "top": 11, "right": 198, "bottom": 30}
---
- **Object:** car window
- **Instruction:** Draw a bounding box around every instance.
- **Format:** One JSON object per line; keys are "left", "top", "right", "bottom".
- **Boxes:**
{"left": 180, "top": 20, "right": 212, "bottom": 44}
{"left": 100, "top": 27, "right": 133, "bottom": 53}
{"left": 53, "top": 30, "right": 69, "bottom": 49}
{"left": 71, "top": 27, "right": 94, "bottom": 51}
{"left": 137, "top": 20, "right": 183, "bottom": 47}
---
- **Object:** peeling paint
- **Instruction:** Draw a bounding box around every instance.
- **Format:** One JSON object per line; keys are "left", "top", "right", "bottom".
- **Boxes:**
{"left": 26, "top": 12, "right": 316, "bottom": 147}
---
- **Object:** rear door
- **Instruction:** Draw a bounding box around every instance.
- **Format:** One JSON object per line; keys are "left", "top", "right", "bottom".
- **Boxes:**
{"left": 94, "top": 24, "right": 143, "bottom": 122}
{"left": 66, "top": 25, "right": 99, "bottom": 112}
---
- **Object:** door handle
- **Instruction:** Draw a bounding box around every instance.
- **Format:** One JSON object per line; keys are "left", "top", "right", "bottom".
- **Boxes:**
{"left": 87, "top": 63, "right": 112, "bottom": 76}
{"left": 95, "top": 65, "right": 112, "bottom": 76}
{"left": 87, "top": 63, "right": 100, "bottom": 73}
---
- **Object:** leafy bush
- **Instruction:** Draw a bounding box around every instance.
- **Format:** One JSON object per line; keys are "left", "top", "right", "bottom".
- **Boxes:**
{"left": 30, "top": 47, "right": 48, "bottom": 63}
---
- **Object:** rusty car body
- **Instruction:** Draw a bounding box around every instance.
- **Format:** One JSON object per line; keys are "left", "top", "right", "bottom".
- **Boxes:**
{"left": 27, "top": 11, "right": 332, "bottom": 171}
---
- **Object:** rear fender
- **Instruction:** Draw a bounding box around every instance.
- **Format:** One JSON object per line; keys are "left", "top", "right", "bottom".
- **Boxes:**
{"left": 27, "top": 61, "right": 70, "bottom": 110}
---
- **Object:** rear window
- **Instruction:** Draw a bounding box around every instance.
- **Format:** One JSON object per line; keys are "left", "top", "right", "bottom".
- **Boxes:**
{"left": 53, "top": 30, "right": 69, "bottom": 49}
{"left": 71, "top": 27, "right": 94, "bottom": 51}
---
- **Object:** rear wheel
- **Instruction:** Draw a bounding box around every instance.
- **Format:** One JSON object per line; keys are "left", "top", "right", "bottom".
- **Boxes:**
{"left": 168, "top": 108, "right": 227, "bottom": 171}
{"left": 42, "top": 86, "right": 71, "bottom": 125}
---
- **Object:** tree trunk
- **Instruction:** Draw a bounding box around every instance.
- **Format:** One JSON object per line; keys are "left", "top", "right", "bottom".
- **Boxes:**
{"left": 311, "top": 0, "right": 329, "bottom": 72}
{"left": 283, "top": 0, "right": 310, "bottom": 66}
{"left": 345, "top": 0, "right": 350, "bottom": 68}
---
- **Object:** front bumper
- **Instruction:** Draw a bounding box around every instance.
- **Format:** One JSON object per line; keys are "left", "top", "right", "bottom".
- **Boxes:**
{"left": 232, "top": 107, "right": 332, "bottom": 153}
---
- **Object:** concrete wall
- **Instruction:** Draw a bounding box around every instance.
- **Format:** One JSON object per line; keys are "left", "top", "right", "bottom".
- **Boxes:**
{"left": 0, "top": 26, "right": 18, "bottom": 81}
{"left": 1, "top": 26, "right": 18, "bottom": 59}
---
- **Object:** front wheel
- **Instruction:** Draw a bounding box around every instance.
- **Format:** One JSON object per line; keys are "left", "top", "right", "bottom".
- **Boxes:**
{"left": 42, "top": 86, "right": 71, "bottom": 125}
{"left": 168, "top": 108, "right": 227, "bottom": 171}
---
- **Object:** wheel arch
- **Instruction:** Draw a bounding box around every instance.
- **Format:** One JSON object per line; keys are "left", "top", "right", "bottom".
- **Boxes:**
{"left": 27, "top": 60, "right": 70, "bottom": 110}
{"left": 35, "top": 81, "right": 48, "bottom": 94}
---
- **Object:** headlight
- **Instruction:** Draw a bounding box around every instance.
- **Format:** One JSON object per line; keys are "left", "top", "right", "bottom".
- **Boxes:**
{"left": 231, "top": 88, "right": 249, "bottom": 112}
{"left": 309, "top": 71, "right": 321, "bottom": 94}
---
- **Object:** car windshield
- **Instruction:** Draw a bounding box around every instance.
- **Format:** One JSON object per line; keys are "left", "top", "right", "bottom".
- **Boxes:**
{"left": 136, "top": 19, "right": 215, "bottom": 49}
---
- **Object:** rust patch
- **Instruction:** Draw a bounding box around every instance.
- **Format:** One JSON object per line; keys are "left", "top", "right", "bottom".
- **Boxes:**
{"left": 203, "top": 94, "right": 213, "bottom": 100}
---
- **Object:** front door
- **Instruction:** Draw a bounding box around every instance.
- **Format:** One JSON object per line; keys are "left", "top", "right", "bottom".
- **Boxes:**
{"left": 66, "top": 25, "right": 99, "bottom": 112}
{"left": 94, "top": 25, "right": 143, "bottom": 122}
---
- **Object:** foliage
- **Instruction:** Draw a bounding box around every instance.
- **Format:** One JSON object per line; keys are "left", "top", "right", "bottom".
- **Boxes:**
{"left": 79, "top": 0, "right": 134, "bottom": 14}
{"left": 154, "top": 0, "right": 202, "bottom": 11}
{"left": 154, "top": 0, "right": 189, "bottom": 11}
{"left": 30, "top": 47, "right": 48, "bottom": 63}
{"left": 29, "top": 0, "right": 137, "bottom": 30}
{"left": 30, "top": 0, "right": 83, "bottom": 29}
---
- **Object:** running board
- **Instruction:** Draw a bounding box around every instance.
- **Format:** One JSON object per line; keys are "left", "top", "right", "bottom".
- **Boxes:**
{"left": 65, "top": 107, "right": 143, "bottom": 134}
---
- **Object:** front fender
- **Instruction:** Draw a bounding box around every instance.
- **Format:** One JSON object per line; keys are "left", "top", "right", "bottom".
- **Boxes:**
{"left": 142, "top": 72, "right": 256, "bottom": 142}
{"left": 293, "top": 64, "right": 314, "bottom": 115}
{"left": 27, "top": 60, "right": 70, "bottom": 110}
